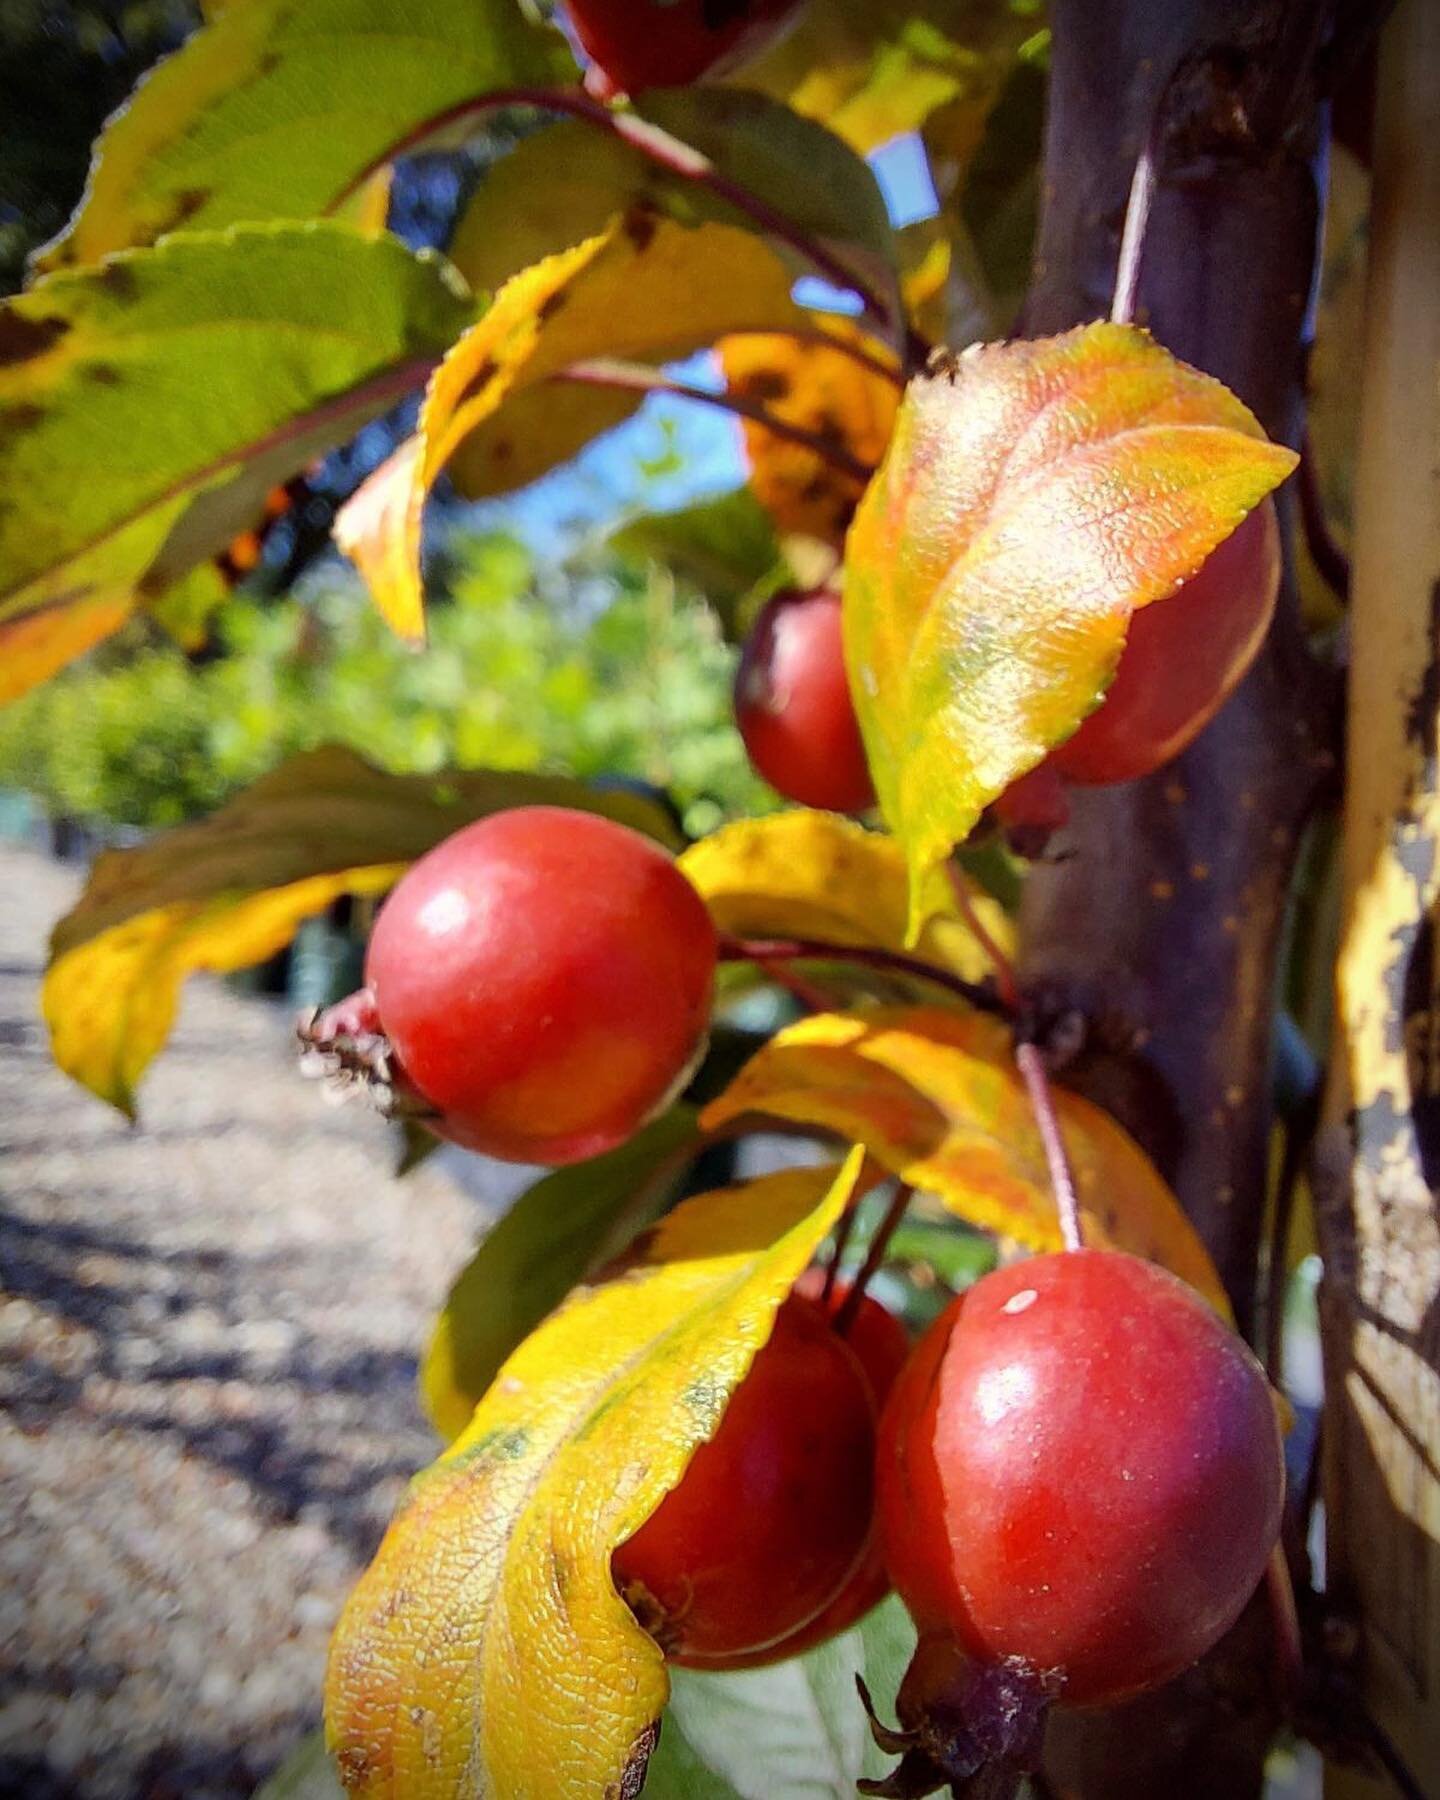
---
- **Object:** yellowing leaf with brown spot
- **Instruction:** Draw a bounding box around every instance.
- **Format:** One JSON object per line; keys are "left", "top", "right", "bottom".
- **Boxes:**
{"left": 719, "top": 326, "right": 899, "bottom": 544}
{"left": 701, "top": 1006, "right": 1230, "bottom": 1316}
{"left": 45, "top": 866, "right": 406, "bottom": 1119}
{"left": 844, "top": 324, "right": 1299, "bottom": 935}
{"left": 680, "top": 811, "right": 1011, "bottom": 987}
{"left": 325, "top": 1150, "right": 870, "bottom": 1800}
{"left": 338, "top": 219, "right": 801, "bottom": 638}
{"left": 43, "top": 746, "right": 682, "bottom": 1116}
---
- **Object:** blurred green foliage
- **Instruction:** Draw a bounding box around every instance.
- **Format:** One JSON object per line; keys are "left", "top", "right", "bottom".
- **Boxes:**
{"left": 0, "top": 533, "right": 770, "bottom": 839}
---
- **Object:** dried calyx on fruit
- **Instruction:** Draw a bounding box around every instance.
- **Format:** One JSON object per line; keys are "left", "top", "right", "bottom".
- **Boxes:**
{"left": 564, "top": 0, "right": 802, "bottom": 100}
{"left": 297, "top": 806, "right": 718, "bottom": 1165}
{"left": 869, "top": 1248, "right": 1285, "bottom": 1795}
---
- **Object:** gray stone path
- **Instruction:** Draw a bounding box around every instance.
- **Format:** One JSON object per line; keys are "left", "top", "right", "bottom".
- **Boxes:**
{"left": 0, "top": 846, "right": 522, "bottom": 1799}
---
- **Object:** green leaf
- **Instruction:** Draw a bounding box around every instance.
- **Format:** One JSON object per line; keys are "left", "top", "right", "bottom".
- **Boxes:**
{"left": 643, "top": 1596, "right": 918, "bottom": 1798}
{"left": 421, "top": 1106, "right": 701, "bottom": 1443}
{"left": 34, "top": 0, "right": 574, "bottom": 272}
{"left": 0, "top": 222, "right": 474, "bottom": 689}
{"left": 43, "top": 746, "right": 683, "bottom": 1114}
{"left": 254, "top": 1734, "right": 344, "bottom": 1800}
{"left": 448, "top": 88, "right": 896, "bottom": 308}
{"left": 607, "top": 489, "right": 782, "bottom": 634}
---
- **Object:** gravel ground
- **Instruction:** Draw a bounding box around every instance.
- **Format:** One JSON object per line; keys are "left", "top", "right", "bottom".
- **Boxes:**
{"left": 0, "top": 846, "right": 527, "bottom": 1800}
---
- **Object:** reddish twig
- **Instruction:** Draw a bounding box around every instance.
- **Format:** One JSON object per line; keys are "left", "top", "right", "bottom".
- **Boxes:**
{"left": 327, "top": 87, "right": 905, "bottom": 345}
{"left": 1111, "top": 141, "right": 1157, "bottom": 325}
{"left": 716, "top": 933, "right": 1010, "bottom": 1016}
{"left": 821, "top": 1193, "right": 864, "bottom": 1307}
{"left": 721, "top": 324, "right": 905, "bottom": 389}
{"left": 947, "top": 864, "right": 1021, "bottom": 1011}
{"left": 556, "top": 358, "right": 876, "bottom": 484}
{"left": 833, "top": 1184, "right": 913, "bottom": 1335}
{"left": 1015, "top": 1041, "right": 1085, "bottom": 1252}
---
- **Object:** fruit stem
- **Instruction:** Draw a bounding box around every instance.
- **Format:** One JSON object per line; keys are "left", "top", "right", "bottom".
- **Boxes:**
{"left": 327, "top": 88, "right": 908, "bottom": 348}
{"left": 1298, "top": 428, "right": 1352, "bottom": 601}
{"left": 716, "top": 934, "right": 1010, "bottom": 1016}
{"left": 833, "top": 1183, "right": 913, "bottom": 1336}
{"left": 1111, "top": 140, "right": 1156, "bottom": 326}
{"left": 947, "top": 863, "right": 1021, "bottom": 1010}
{"left": 820, "top": 1190, "right": 864, "bottom": 1307}
{"left": 556, "top": 358, "right": 876, "bottom": 483}
{"left": 1265, "top": 1543, "right": 1304, "bottom": 1709}
{"left": 1014, "top": 1041, "right": 1085, "bottom": 1252}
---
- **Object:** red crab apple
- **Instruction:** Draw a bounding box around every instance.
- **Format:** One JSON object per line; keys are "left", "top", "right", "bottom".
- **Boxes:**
{"left": 565, "top": 0, "right": 803, "bottom": 99}
{"left": 321, "top": 807, "right": 717, "bottom": 1165}
{"left": 612, "top": 1290, "right": 880, "bottom": 1663}
{"left": 877, "top": 1248, "right": 1284, "bottom": 1708}
{"left": 1054, "top": 498, "right": 1282, "bottom": 787}
{"left": 735, "top": 586, "right": 876, "bottom": 813}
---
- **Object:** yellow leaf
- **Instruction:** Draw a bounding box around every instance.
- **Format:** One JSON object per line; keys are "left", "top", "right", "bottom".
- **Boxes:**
{"left": 45, "top": 866, "right": 407, "bottom": 1118}
{"left": 337, "top": 218, "right": 802, "bottom": 636}
{"left": 701, "top": 1006, "right": 1230, "bottom": 1317}
{"left": 844, "top": 324, "right": 1299, "bottom": 934}
{"left": 719, "top": 324, "right": 900, "bottom": 544}
{"left": 679, "top": 810, "right": 1011, "bottom": 987}
{"left": 326, "top": 1149, "right": 870, "bottom": 1799}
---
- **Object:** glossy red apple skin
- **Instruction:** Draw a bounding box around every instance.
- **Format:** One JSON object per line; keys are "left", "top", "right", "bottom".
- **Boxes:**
{"left": 566, "top": 0, "right": 802, "bottom": 100}
{"left": 877, "top": 1250, "right": 1285, "bottom": 1707}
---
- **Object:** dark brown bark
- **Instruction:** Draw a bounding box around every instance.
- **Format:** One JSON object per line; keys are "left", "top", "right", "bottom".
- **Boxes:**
{"left": 1017, "top": 2, "right": 1339, "bottom": 1793}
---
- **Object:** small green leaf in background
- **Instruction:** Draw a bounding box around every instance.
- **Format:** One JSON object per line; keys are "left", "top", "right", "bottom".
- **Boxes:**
{"left": 644, "top": 1595, "right": 918, "bottom": 1798}
{"left": 34, "top": 0, "right": 574, "bottom": 271}
{"left": 254, "top": 1732, "right": 343, "bottom": 1800}
{"left": 607, "top": 489, "right": 783, "bottom": 638}
{"left": 0, "top": 222, "right": 475, "bottom": 693}
{"left": 421, "top": 1105, "right": 701, "bottom": 1442}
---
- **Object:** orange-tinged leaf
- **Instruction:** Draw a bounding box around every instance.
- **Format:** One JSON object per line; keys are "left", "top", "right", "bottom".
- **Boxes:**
{"left": 325, "top": 1149, "right": 870, "bottom": 1800}
{"left": 337, "top": 219, "right": 801, "bottom": 636}
{"left": 719, "top": 325, "right": 900, "bottom": 544}
{"left": 0, "top": 594, "right": 134, "bottom": 704}
{"left": 843, "top": 323, "right": 1299, "bottom": 935}
{"left": 701, "top": 1005, "right": 1230, "bottom": 1317}
{"left": 679, "top": 810, "right": 1011, "bottom": 987}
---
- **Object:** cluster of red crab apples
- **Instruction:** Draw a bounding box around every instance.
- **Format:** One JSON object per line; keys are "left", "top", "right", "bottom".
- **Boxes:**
{"left": 304, "top": 812, "right": 1282, "bottom": 1790}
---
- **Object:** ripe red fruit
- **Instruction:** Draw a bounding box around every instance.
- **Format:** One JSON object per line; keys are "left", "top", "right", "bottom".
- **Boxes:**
{"left": 565, "top": 0, "right": 801, "bottom": 99}
{"left": 613, "top": 1292, "right": 878, "bottom": 1665}
{"left": 735, "top": 587, "right": 876, "bottom": 813}
{"left": 1052, "top": 499, "right": 1281, "bottom": 786}
{"left": 877, "top": 1249, "right": 1284, "bottom": 1707}
{"left": 363, "top": 807, "right": 717, "bottom": 1165}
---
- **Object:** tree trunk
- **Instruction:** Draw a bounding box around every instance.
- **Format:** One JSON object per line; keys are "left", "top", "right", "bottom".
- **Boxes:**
{"left": 1313, "top": 2, "right": 1440, "bottom": 1793}
{"left": 1015, "top": 1, "right": 1335, "bottom": 1792}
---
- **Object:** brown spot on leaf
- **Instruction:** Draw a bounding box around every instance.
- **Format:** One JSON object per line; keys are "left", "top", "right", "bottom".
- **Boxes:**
{"left": 97, "top": 261, "right": 139, "bottom": 302}
{"left": 86, "top": 363, "right": 122, "bottom": 387}
{"left": 0, "top": 312, "right": 70, "bottom": 366}
{"left": 0, "top": 402, "right": 46, "bottom": 437}
{"left": 612, "top": 1720, "right": 660, "bottom": 1800}
{"left": 622, "top": 205, "right": 659, "bottom": 254}
{"left": 736, "top": 368, "right": 790, "bottom": 403}
{"left": 535, "top": 289, "right": 568, "bottom": 326}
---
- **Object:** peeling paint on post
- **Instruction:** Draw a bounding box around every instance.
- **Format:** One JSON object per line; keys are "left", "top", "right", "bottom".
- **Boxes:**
{"left": 1315, "top": 2, "right": 1440, "bottom": 1793}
